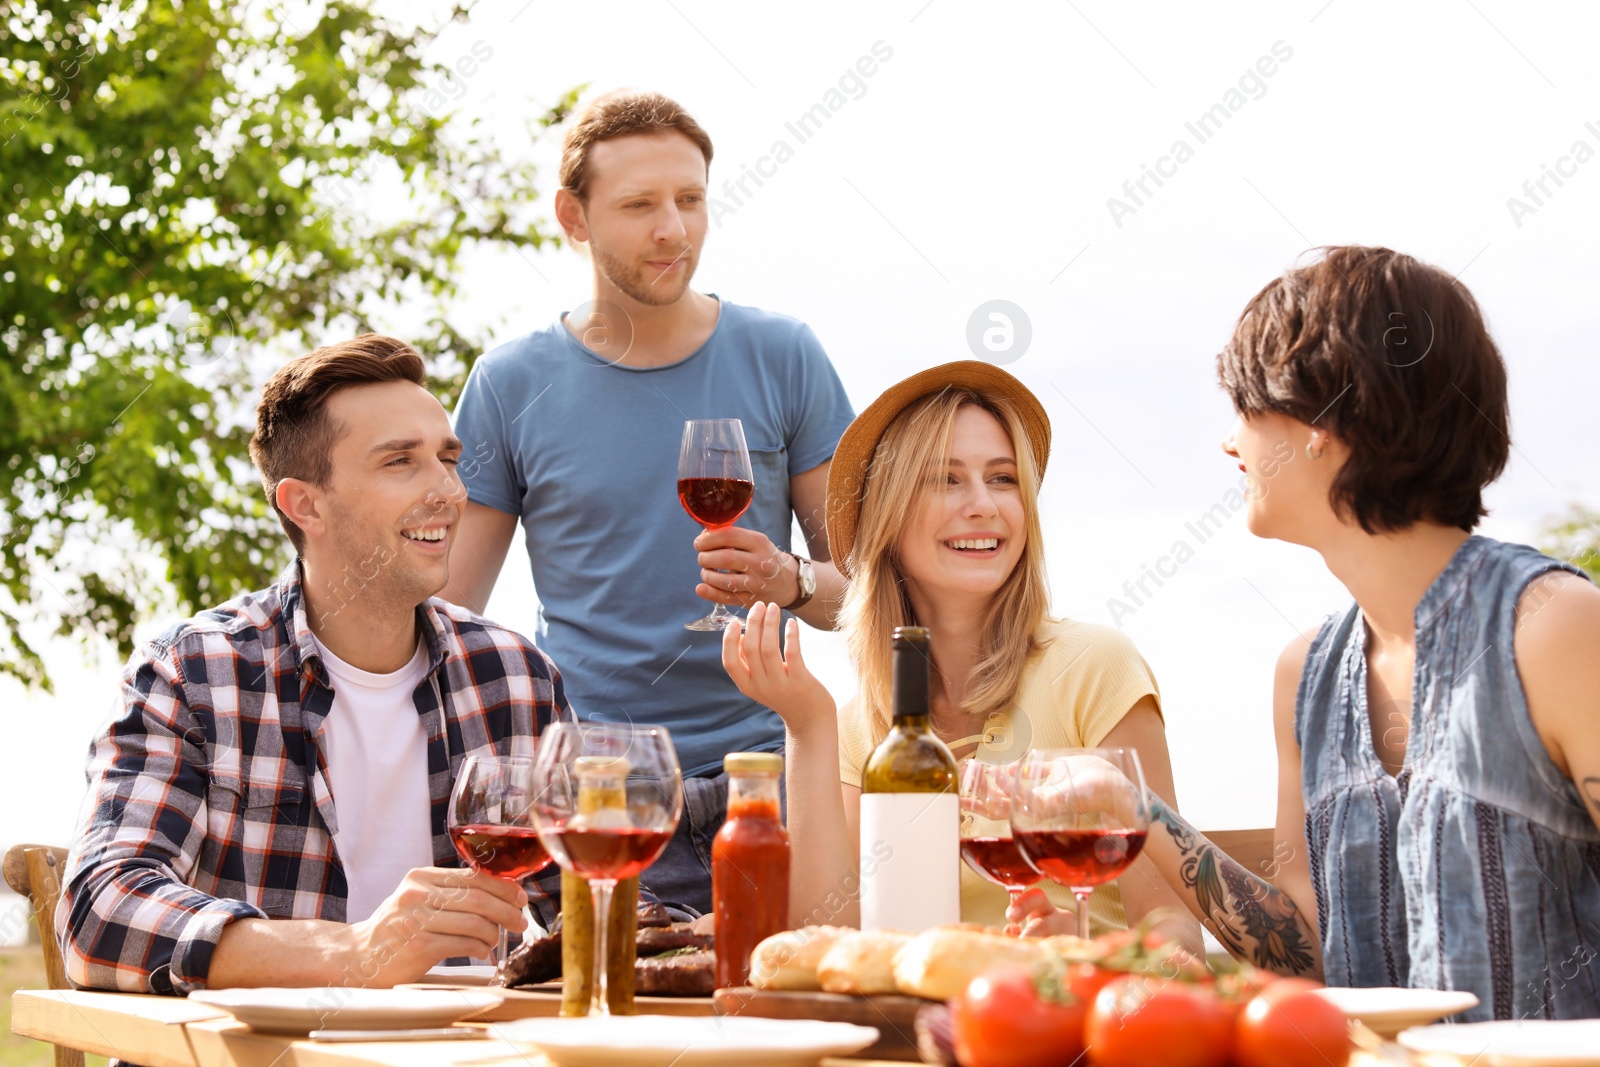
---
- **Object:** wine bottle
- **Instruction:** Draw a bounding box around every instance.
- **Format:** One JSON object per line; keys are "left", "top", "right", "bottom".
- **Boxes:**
{"left": 859, "top": 626, "right": 960, "bottom": 930}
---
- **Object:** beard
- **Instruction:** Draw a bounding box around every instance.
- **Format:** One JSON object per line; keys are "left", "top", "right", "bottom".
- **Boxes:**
{"left": 593, "top": 242, "right": 699, "bottom": 306}
{"left": 318, "top": 498, "right": 445, "bottom": 623}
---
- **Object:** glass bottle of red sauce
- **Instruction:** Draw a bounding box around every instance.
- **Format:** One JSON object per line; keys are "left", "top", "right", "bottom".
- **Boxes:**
{"left": 712, "top": 752, "right": 790, "bottom": 989}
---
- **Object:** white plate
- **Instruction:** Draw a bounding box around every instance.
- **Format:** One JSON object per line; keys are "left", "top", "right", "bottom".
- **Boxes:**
{"left": 1311, "top": 986, "right": 1480, "bottom": 1036}
{"left": 188, "top": 988, "right": 501, "bottom": 1035}
{"left": 421, "top": 964, "right": 499, "bottom": 986}
{"left": 495, "top": 1015, "right": 880, "bottom": 1067}
{"left": 1398, "top": 1020, "right": 1600, "bottom": 1065}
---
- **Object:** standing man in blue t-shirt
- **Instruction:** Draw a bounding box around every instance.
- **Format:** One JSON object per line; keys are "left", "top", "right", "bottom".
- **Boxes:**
{"left": 447, "top": 89, "right": 854, "bottom": 917}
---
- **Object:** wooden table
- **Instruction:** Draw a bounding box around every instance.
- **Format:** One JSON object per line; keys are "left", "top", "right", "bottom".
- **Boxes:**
{"left": 9, "top": 989, "right": 912, "bottom": 1067}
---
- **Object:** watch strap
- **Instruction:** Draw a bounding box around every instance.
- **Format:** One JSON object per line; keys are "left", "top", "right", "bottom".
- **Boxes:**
{"left": 782, "top": 552, "right": 816, "bottom": 611}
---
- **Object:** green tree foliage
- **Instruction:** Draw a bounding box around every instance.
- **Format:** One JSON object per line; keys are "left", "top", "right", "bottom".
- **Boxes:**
{"left": 1542, "top": 506, "right": 1600, "bottom": 581}
{"left": 1, "top": 0, "right": 575, "bottom": 687}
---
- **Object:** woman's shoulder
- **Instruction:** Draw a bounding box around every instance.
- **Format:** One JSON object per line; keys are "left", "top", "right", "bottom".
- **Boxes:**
{"left": 1018, "top": 617, "right": 1164, "bottom": 743}
{"left": 1032, "top": 615, "right": 1148, "bottom": 671}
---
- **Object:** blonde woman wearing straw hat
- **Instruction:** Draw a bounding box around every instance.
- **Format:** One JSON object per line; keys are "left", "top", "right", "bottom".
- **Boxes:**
{"left": 722, "top": 361, "right": 1196, "bottom": 937}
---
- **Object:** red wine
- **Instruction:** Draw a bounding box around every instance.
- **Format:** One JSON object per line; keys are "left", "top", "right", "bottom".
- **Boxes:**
{"left": 449, "top": 824, "right": 553, "bottom": 880}
{"left": 961, "top": 835, "right": 1044, "bottom": 889}
{"left": 678, "top": 477, "right": 754, "bottom": 529}
{"left": 1014, "top": 828, "right": 1147, "bottom": 888}
{"left": 544, "top": 826, "right": 674, "bottom": 881}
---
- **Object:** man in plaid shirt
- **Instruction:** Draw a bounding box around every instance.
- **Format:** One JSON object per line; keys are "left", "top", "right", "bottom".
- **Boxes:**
{"left": 57, "top": 335, "right": 568, "bottom": 994}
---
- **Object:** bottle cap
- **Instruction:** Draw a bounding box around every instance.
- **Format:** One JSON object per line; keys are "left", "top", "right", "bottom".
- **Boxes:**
{"left": 723, "top": 752, "right": 783, "bottom": 775}
{"left": 575, "top": 754, "right": 631, "bottom": 780}
{"left": 892, "top": 625, "right": 931, "bottom": 648}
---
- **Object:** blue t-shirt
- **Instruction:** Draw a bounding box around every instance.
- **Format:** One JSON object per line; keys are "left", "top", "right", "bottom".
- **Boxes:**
{"left": 452, "top": 298, "right": 855, "bottom": 776}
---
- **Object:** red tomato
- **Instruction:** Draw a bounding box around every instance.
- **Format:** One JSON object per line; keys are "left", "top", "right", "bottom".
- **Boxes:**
{"left": 1067, "top": 963, "right": 1120, "bottom": 1006}
{"left": 1235, "top": 978, "right": 1351, "bottom": 1067}
{"left": 1215, "top": 965, "right": 1281, "bottom": 1023}
{"left": 951, "top": 964, "right": 1087, "bottom": 1067}
{"left": 1085, "top": 975, "right": 1232, "bottom": 1067}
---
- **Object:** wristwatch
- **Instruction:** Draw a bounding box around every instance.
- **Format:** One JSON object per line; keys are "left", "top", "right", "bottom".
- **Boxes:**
{"left": 783, "top": 552, "right": 816, "bottom": 611}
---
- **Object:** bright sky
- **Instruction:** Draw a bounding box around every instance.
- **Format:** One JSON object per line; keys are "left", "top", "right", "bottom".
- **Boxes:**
{"left": 6, "top": 0, "right": 1598, "bottom": 861}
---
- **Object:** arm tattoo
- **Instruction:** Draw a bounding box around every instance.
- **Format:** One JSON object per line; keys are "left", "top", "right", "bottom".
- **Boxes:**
{"left": 1149, "top": 798, "right": 1316, "bottom": 975}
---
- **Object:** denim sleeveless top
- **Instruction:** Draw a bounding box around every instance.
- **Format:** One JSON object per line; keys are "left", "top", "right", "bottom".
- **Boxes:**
{"left": 1297, "top": 536, "right": 1600, "bottom": 1021}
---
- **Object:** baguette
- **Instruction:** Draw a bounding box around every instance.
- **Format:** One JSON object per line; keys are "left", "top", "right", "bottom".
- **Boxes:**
{"left": 748, "top": 926, "right": 848, "bottom": 991}
{"left": 892, "top": 925, "right": 1050, "bottom": 1000}
{"left": 817, "top": 929, "right": 912, "bottom": 995}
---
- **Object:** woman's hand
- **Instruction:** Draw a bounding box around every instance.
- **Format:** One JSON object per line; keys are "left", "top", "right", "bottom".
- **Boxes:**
{"left": 1005, "top": 887, "right": 1081, "bottom": 938}
{"left": 959, "top": 758, "right": 1017, "bottom": 821}
{"left": 722, "top": 602, "right": 836, "bottom": 735}
{"left": 1023, "top": 754, "right": 1143, "bottom": 827}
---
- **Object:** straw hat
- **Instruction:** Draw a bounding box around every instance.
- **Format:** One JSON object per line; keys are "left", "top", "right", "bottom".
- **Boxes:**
{"left": 825, "top": 360, "right": 1051, "bottom": 576}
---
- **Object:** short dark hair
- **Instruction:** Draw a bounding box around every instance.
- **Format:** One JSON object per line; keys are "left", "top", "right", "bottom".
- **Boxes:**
{"left": 559, "top": 89, "right": 714, "bottom": 202}
{"left": 1217, "top": 245, "right": 1509, "bottom": 534}
{"left": 249, "top": 334, "right": 427, "bottom": 550}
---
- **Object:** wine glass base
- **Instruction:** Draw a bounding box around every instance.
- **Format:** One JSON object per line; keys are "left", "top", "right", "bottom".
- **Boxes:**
{"left": 684, "top": 614, "right": 738, "bottom": 631}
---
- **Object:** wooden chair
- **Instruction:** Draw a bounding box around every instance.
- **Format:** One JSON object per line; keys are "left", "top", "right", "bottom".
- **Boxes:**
{"left": 1207, "top": 827, "right": 1281, "bottom": 879}
{"left": 3, "top": 843, "right": 84, "bottom": 1067}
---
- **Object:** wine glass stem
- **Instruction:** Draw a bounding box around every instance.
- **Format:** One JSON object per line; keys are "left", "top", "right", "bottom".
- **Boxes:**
{"left": 589, "top": 878, "right": 616, "bottom": 1017}
{"left": 494, "top": 924, "right": 510, "bottom": 986}
{"left": 703, "top": 522, "right": 732, "bottom": 623}
{"left": 1074, "top": 890, "right": 1091, "bottom": 939}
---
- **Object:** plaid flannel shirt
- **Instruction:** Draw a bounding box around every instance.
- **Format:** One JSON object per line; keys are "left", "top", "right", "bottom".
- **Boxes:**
{"left": 56, "top": 561, "right": 568, "bottom": 994}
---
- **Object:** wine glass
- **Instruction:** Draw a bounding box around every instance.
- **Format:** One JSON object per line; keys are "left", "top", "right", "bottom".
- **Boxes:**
{"left": 1009, "top": 747, "right": 1150, "bottom": 940}
{"left": 678, "top": 418, "right": 755, "bottom": 631}
{"left": 958, "top": 759, "right": 1043, "bottom": 933}
{"left": 530, "top": 721, "right": 683, "bottom": 1017}
{"left": 447, "top": 754, "right": 553, "bottom": 985}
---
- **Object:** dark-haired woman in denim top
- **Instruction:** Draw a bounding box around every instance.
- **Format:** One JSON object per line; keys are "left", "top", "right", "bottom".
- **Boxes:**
{"left": 1296, "top": 535, "right": 1597, "bottom": 1019}
{"left": 1126, "top": 246, "right": 1600, "bottom": 1022}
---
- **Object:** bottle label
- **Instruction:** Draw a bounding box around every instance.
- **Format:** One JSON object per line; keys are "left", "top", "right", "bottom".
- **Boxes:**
{"left": 858, "top": 791, "right": 961, "bottom": 931}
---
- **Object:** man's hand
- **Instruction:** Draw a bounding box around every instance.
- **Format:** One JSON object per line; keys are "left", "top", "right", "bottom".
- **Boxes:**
{"left": 339, "top": 867, "right": 528, "bottom": 987}
{"left": 695, "top": 527, "right": 797, "bottom": 609}
{"left": 721, "top": 602, "right": 836, "bottom": 736}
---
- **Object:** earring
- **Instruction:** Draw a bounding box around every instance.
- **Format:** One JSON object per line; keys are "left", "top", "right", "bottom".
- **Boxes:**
{"left": 1306, "top": 443, "right": 1323, "bottom": 460}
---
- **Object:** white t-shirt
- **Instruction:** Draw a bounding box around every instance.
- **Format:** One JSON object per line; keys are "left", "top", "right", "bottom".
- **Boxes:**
{"left": 313, "top": 635, "right": 436, "bottom": 923}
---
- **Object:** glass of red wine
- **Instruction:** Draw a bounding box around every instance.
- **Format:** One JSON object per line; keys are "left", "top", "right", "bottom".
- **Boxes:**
{"left": 530, "top": 721, "right": 683, "bottom": 1017}
{"left": 1009, "top": 747, "right": 1149, "bottom": 939}
{"left": 447, "top": 754, "right": 553, "bottom": 985}
{"left": 958, "top": 759, "right": 1043, "bottom": 932}
{"left": 678, "top": 418, "right": 755, "bottom": 631}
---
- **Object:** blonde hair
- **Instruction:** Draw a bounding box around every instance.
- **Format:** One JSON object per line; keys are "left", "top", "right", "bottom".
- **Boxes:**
{"left": 840, "top": 388, "right": 1050, "bottom": 742}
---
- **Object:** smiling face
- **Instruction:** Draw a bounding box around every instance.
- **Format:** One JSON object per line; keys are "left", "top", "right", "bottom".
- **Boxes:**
{"left": 298, "top": 380, "right": 464, "bottom": 610}
{"left": 567, "top": 132, "right": 708, "bottom": 307}
{"left": 895, "top": 404, "right": 1027, "bottom": 608}
{"left": 1222, "top": 410, "right": 1342, "bottom": 544}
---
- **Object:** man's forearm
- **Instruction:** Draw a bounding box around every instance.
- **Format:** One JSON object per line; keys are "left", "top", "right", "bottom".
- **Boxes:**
{"left": 791, "top": 559, "right": 844, "bottom": 631}
{"left": 208, "top": 918, "right": 357, "bottom": 989}
{"left": 1144, "top": 796, "right": 1321, "bottom": 977}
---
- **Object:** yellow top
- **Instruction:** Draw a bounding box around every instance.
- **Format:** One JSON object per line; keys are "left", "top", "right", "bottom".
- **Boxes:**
{"left": 837, "top": 616, "right": 1162, "bottom": 934}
